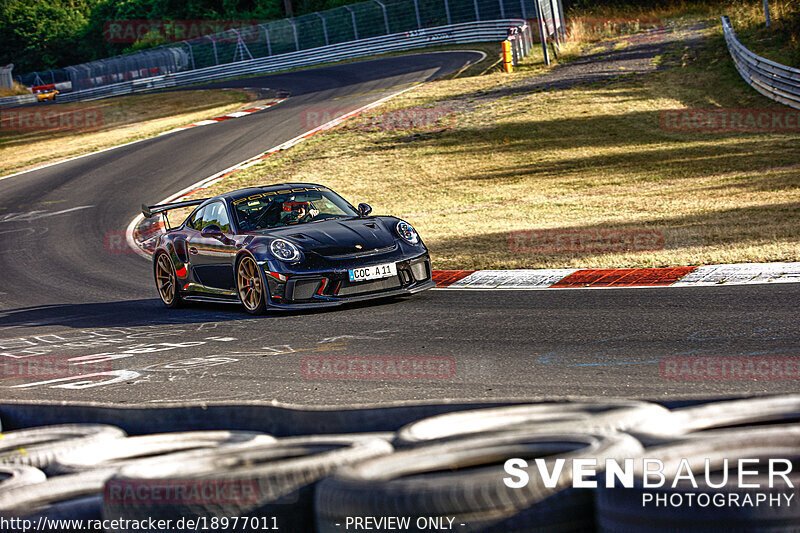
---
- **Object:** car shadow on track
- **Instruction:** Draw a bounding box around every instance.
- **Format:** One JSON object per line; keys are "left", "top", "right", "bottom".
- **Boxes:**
{"left": 0, "top": 295, "right": 413, "bottom": 330}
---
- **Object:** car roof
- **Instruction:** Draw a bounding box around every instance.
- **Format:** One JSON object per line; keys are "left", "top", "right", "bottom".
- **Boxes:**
{"left": 216, "top": 183, "right": 328, "bottom": 201}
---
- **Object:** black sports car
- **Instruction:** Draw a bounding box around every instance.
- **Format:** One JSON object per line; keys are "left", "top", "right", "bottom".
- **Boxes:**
{"left": 143, "top": 183, "right": 434, "bottom": 313}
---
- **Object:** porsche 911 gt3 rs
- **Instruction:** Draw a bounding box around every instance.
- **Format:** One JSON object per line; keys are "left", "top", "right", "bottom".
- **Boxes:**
{"left": 142, "top": 183, "right": 434, "bottom": 313}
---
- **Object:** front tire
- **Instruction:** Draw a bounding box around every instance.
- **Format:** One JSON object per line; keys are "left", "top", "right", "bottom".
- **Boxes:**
{"left": 154, "top": 252, "right": 183, "bottom": 308}
{"left": 236, "top": 255, "right": 267, "bottom": 315}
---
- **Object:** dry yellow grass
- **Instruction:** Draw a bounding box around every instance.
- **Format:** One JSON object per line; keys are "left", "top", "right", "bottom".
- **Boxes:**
{"left": 193, "top": 13, "right": 799, "bottom": 269}
{"left": 0, "top": 89, "right": 249, "bottom": 176}
{"left": 0, "top": 81, "right": 31, "bottom": 97}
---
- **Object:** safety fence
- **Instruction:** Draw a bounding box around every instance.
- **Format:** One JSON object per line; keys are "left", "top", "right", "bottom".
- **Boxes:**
{"left": 722, "top": 15, "right": 800, "bottom": 110}
{"left": 0, "top": 395, "right": 798, "bottom": 530}
{"left": 40, "top": 20, "right": 533, "bottom": 105}
{"left": 16, "top": 0, "right": 562, "bottom": 96}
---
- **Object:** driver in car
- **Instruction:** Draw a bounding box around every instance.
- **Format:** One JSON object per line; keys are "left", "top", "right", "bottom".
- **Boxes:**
{"left": 281, "top": 201, "right": 319, "bottom": 225}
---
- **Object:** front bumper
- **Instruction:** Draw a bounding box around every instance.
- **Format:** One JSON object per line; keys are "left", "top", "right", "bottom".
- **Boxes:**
{"left": 263, "top": 254, "right": 434, "bottom": 310}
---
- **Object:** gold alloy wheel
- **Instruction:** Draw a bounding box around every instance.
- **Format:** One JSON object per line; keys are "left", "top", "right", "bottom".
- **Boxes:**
{"left": 155, "top": 253, "right": 176, "bottom": 305}
{"left": 237, "top": 256, "right": 263, "bottom": 312}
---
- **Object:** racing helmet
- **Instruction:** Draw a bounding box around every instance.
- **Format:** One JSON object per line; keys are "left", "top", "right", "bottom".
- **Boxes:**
{"left": 282, "top": 201, "right": 312, "bottom": 213}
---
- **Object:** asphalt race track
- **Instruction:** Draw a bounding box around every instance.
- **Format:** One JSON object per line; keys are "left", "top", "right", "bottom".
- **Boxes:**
{"left": 1, "top": 52, "right": 798, "bottom": 405}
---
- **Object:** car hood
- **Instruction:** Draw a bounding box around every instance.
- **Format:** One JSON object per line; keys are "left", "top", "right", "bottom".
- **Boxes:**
{"left": 258, "top": 217, "right": 398, "bottom": 257}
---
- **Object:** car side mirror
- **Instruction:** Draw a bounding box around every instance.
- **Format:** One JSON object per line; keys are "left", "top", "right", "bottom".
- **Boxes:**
{"left": 358, "top": 203, "right": 372, "bottom": 217}
{"left": 201, "top": 224, "right": 224, "bottom": 239}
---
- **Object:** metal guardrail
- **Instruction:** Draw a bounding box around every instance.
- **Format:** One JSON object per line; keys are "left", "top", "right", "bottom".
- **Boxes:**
{"left": 38, "top": 20, "right": 532, "bottom": 105}
{"left": 17, "top": 0, "right": 556, "bottom": 92}
{"left": 722, "top": 16, "right": 800, "bottom": 110}
{"left": 0, "top": 94, "right": 37, "bottom": 107}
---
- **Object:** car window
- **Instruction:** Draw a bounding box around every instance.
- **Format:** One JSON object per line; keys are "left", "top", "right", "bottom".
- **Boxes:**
{"left": 202, "top": 202, "right": 231, "bottom": 233}
{"left": 186, "top": 206, "right": 206, "bottom": 230}
{"left": 232, "top": 189, "right": 359, "bottom": 231}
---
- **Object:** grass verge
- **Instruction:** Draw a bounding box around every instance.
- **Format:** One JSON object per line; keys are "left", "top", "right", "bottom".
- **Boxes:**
{"left": 0, "top": 89, "right": 250, "bottom": 176}
{"left": 188, "top": 3, "right": 799, "bottom": 269}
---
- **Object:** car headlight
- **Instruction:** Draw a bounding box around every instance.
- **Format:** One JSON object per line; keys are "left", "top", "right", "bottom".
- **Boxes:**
{"left": 396, "top": 221, "right": 419, "bottom": 245}
{"left": 270, "top": 239, "right": 301, "bottom": 262}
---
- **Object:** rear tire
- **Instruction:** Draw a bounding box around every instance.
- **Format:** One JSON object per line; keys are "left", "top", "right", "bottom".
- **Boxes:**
{"left": 154, "top": 252, "right": 183, "bottom": 308}
{"left": 237, "top": 254, "right": 267, "bottom": 315}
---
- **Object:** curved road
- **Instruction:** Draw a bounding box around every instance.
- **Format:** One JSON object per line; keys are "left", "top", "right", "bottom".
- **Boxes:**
{"left": 0, "top": 52, "right": 798, "bottom": 404}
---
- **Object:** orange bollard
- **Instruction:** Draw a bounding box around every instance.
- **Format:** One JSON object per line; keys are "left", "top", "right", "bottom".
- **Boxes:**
{"left": 502, "top": 40, "right": 513, "bottom": 73}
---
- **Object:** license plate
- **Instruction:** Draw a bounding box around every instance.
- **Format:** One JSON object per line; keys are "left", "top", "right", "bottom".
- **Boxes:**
{"left": 348, "top": 263, "right": 397, "bottom": 282}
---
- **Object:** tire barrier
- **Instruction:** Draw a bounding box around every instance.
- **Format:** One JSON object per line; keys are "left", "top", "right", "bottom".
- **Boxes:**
{"left": 596, "top": 425, "right": 800, "bottom": 532}
{"left": 628, "top": 394, "right": 800, "bottom": 446}
{"left": 47, "top": 430, "right": 276, "bottom": 475}
{"left": 0, "top": 424, "right": 126, "bottom": 469}
{"left": 0, "top": 470, "right": 121, "bottom": 528}
{"left": 103, "top": 436, "right": 394, "bottom": 532}
{"left": 316, "top": 432, "right": 643, "bottom": 532}
{"left": 0, "top": 430, "right": 277, "bottom": 530}
{"left": 396, "top": 400, "right": 674, "bottom": 445}
{"left": 0, "top": 465, "right": 46, "bottom": 490}
{"left": 0, "top": 400, "right": 536, "bottom": 436}
{"left": 0, "top": 395, "right": 797, "bottom": 532}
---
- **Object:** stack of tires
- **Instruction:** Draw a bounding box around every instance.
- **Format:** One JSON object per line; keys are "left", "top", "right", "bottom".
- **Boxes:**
{"left": 0, "top": 395, "right": 797, "bottom": 532}
{"left": 0, "top": 425, "right": 391, "bottom": 532}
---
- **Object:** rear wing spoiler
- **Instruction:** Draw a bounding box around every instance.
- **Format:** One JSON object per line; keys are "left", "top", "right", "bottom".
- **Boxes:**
{"left": 141, "top": 198, "right": 207, "bottom": 219}
{"left": 141, "top": 198, "right": 208, "bottom": 230}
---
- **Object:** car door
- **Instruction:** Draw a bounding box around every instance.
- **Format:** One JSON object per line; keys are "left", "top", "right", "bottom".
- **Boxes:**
{"left": 185, "top": 201, "right": 237, "bottom": 291}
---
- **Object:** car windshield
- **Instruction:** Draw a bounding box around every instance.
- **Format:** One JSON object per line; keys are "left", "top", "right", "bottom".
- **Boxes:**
{"left": 231, "top": 187, "right": 359, "bottom": 231}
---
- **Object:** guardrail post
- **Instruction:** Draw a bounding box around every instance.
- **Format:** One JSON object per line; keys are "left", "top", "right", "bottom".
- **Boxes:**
{"left": 549, "top": 0, "right": 560, "bottom": 46}
{"left": 259, "top": 24, "right": 273, "bottom": 56}
{"left": 556, "top": 0, "right": 566, "bottom": 42}
{"left": 207, "top": 35, "right": 220, "bottom": 65}
{"left": 344, "top": 5, "right": 359, "bottom": 40}
{"left": 232, "top": 29, "right": 254, "bottom": 62}
{"left": 316, "top": 13, "right": 330, "bottom": 45}
{"left": 525, "top": 24, "right": 533, "bottom": 56}
{"left": 535, "top": 0, "right": 550, "bottom": 65}
{"left": 375, "top": 0, "right": 391, "bottom": 34}
{"left": 287, "top": 18, "right": 300, "bottom": 50}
